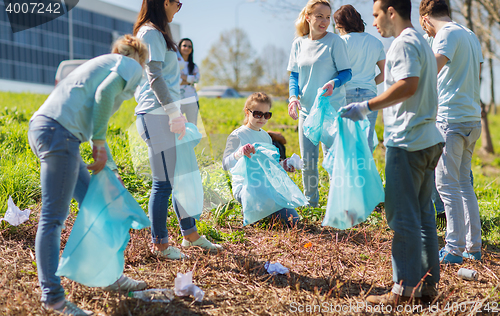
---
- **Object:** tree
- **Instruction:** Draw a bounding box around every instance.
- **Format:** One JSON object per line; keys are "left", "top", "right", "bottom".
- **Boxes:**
{"left": 201, "top": 28, "right": 263, "bottom": 91}
{"left": 260, "top": 44, "right": 289, "bottom": 85}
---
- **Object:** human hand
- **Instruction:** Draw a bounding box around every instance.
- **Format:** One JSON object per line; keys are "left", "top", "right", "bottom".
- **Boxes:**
{"left": 321, "top": 82, "right": 334, "bottom": 96}
{"left": 180, "top": 74, "right": 187, "bottom": 81}
{"left": 282, "top": 158, "right": 296, "bottom": 172}
{"left": 87, "top": 140, "right": 108, "bottom": 174}
{"left": 288, "top": 97, "right": 301, "bottom": 120}
{"left": 169, "top": 114, "right": 188, "bottom": 140}
{"left": 234, "top": 144, "right": 256, "bottom": 160}
{"left": 339, "top": 101, "right": 371, "bottom": 122}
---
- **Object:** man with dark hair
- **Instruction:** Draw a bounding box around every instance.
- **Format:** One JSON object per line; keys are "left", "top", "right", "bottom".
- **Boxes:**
{"left": 340, "top": 0, "right": 444, "bottom": 306}
{"left": 419, "top": 0, "right": 483, "bottom": 264}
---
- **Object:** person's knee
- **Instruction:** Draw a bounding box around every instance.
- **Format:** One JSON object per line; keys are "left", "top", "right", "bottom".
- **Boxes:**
{"left": 152, "top": 180, "right": 172, "bottom": 194}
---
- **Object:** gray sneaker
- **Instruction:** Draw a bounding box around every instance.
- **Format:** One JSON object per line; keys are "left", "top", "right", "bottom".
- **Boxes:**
{"left": 101, "top": 275, "right": 147, "bottom": 292}
{"left": 50, "top": 301, "right": 93, "bottom": 316}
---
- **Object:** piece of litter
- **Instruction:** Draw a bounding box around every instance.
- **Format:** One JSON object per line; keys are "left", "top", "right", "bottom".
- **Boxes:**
{"left": 174, "top": 271, "right": 204, "bottom": 302}
{"left": 0, "top": 197, "right": 30, "bottom": 226}
{"left": 304, "top": 242, "right": 312, "bottom": 248}
{"left": 265, "top": 262, "right": 289, "bottom": 275}
{"left": 287, "top": 153, "right": 304, "bottom": 170}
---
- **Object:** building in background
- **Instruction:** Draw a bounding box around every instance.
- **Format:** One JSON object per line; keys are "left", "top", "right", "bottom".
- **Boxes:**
{"left": 0, "top": 0, "right": 180, "bottom": 93}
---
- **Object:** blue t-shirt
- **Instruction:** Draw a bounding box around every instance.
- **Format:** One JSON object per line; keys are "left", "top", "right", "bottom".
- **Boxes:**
{"left": 134, "top": 25, "right": 181, "bottom": 114}
{"left": 287, "top": 32, "right": 351, "bottom": 115}
{"left": 341, "top": 32, "right": 385, "bottom": 94}
{"left": 432, "top": 22, "right": 483, "bottom": 123}
{"left": 33, "top": 54, "right": 143, "bottom": 143}
{"left": 383, "top": 28, "right": 444, "bottom": 151}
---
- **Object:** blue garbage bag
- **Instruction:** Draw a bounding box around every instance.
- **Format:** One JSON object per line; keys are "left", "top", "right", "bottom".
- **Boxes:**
{"left": 56, "top": 167, "right": 150, "bottom": 287}
{"left": 322, "top": 115, "right": 385, "bottom": 229}
{"left": 230, "top": 143, "right": 308, "bottom": 225}
{"left": 303, "top": 89, "right": 339, "bottom": 147}
{"left": 172, "top": 123, "right": 204, "bottom": 220}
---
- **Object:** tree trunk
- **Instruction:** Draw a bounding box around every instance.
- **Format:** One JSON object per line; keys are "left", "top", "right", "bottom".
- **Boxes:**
{"left": 488, "top": 16, "right": 497, "bottom": 115}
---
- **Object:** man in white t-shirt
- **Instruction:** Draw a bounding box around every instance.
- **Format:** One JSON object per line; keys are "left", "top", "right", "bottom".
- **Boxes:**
{"left": 419, "top": 0, "right": 483, "bottom": 264}
{"left": 340, "top": 0, "right": 444, "bottom": 305}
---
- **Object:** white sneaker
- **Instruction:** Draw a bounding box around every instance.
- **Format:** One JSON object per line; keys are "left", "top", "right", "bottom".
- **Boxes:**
{"left": 101, "top": 275, "right": 147, "bottom": 292}
{"left": 48, "top": 300, "right": 93, "bottom": 316}
{"left": 181, "top": 236, "right": 223, "bottom": 253}
{"left": 153, "top": 246, "right": 187, "bottom": 260}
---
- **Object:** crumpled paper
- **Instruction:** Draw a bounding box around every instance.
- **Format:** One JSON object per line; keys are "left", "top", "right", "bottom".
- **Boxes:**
{"left": 0, "top": 197, "right": 30, "bottom": 226}
{"left": 265, "top": 262, "right": 289, "bottom": 275}
{"left": 286, "top": 153, "right": 304, "bottom": 170}
{"left": 174, "top": 271, "right": 204, "bottom": 302}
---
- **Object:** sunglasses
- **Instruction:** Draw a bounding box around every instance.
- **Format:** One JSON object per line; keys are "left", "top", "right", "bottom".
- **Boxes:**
{"left": 172, "top": 0, "right": 182, "bottom": 11}
{"left": 181, "top": 44, "right": 192, "bottom": 48}
{"left": 248, "top": 109, "right": 272, "bottom": 120}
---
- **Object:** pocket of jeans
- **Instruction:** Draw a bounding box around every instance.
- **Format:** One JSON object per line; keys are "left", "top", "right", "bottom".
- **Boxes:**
{"left": 29, "top": 126, "right": 56, "bottom": 157}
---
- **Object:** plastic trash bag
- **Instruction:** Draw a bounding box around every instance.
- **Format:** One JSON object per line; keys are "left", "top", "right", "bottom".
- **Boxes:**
{"left": 0, "top": 196, "right": 30, "bottom": 226}
{"left": 265, "top": 262, "right": 289, "bottom": 275}
{"left": 303, "top": 88, "right": 339, "bottom": 147}
{"left": 230, "top": 143, "right": 308, "bottom": 225}
{"left": 322, "top": 115, "right": 385, "bottom": 229}
{"left": 173, "top": 123, "right": 204, "bottom": 220}
{"left": 56, "top": 167, "right": 150, "bottom": 287}
{"left": 174, "top": 271, "right": 204, "bottom": 302}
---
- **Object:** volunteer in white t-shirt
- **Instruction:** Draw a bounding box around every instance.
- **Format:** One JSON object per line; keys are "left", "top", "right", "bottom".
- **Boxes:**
{"left": 178, "top": 38, "right": 201, "bottom": 125}
{"left": 341, "top": 0, "right": 444, "bottom": 305}
{"left": 419, "top": 0, "right": 483, "bottom": 264}
{"left": 28, "top": 36, "right": 148, "bottom": 315}
{"left": 287, "top": 0, "right": 352, "bottom": 207}
{"left": 334, "top": 4, "right": 385, "bottom": 151}
{"left": 133, "top": 0, "right": 222, "bottom": 260}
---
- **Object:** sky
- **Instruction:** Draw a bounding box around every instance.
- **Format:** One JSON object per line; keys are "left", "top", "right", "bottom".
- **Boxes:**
{"left": 101, "top": 0, "right": 497, "bottom": 103}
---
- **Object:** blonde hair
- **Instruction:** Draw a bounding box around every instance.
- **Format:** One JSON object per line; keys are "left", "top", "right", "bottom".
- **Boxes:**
{"left": 111, "top": 34, "right": 149, "bottom": 67}
{"left": 295, "top": 0, "right": 332, "bottom": 37}
{"left": 243, "top": 92, "right": 272, "bottom": 124}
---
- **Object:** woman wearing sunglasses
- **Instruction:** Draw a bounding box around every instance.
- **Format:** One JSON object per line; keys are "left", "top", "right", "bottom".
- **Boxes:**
{"left": 287, "top": 0, "right": 352, "bottom": 207}
{"left": 178, "top": 38, "right": 201, "bottom": 125}
{"left": 222, "top": 92, "right": 300, "bottom": 228}
{"left": 133, "top": 0, "right": 222, "bottom": 260}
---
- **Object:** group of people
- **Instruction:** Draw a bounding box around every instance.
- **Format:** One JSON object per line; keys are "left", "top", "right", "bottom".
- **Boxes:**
{"left": 26, "top": 0, "right": 483, "bottom": 314}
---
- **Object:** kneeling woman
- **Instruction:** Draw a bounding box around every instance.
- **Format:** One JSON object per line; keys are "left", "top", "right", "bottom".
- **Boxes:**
{"left": 223, "top": 92, "right": 302, "bottom": 228}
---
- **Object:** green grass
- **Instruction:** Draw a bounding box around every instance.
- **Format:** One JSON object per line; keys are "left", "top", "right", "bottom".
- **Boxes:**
{"left": 1, "top": 92, "right": 500, "bottom": 243}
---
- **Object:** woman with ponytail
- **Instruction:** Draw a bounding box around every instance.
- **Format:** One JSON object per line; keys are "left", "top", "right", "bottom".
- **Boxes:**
{"left": 287, "top": 0, "right": 352, "bottom": 207}
{"left": 133, "top": 0, "right": 222, "bottom": 260}
{"left": 29, "top": 35, "right": 148, "bottom": 315}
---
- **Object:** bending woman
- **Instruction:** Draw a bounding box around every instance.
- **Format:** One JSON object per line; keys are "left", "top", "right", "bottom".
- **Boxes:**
{"left": 179, "top": 38, "right": 201, "bottom": 125}
{"left": 287, "top": 0, "right": 352, "bottom": 207}
{"left": 133, "top": 0, "right": 222, "bottom": 260}
{"left": 28, "top": 35, "right": 148, "bottom": 315}
{"left": 334, "top": 4, "right": 385, "bottom": 151}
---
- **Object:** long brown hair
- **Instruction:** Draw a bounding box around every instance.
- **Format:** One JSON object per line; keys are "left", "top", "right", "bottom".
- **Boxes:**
{"left": 133, "top": 0, "right": 177, "bottom": 51}
{"left": 334, "top": 5, "right": 365, "bottom": 33}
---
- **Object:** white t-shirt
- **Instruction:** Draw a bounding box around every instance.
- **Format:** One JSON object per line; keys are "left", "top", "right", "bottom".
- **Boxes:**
{"left": 341, "top": 32, "right": 385, "bottom": 94}
{"left": 34, "top": 54, "right": 143, "bottom": 143}
{"left": 432, "top": 22, "right": 483, "bottom": 123}
{"left": 383, "top": 28, "right": 444, "bottom": 151}
{"left": 180, "top": 63, "right": 200, "bottom": 103}
{"left": 134, "top": 25, "right": 181, "bottom": 114}
{"left": 287, "top": 32, "right": 351, "bottom": 115}
{"left": 222, "top": 125, "right": 272, "bottom": 171}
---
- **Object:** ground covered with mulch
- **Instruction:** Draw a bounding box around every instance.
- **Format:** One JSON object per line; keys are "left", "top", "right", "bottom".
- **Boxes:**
{"left": 1, "top": 206, "right": 499, "bottom": 316}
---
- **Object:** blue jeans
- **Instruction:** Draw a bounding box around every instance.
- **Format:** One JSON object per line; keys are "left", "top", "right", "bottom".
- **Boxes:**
{"left": 136, "top": 114, "right": 197, "bottom": 244}
{"left": 385, "top": 143, "right": 443, "bottom": 297}
{"left": 28, "top": 115, "right": 91, "bottom": 305}
{"left": 298, "top": 115, "right": 329, "bottom": 207}
{"left": 436, "top": 121, "right": 482, "bottom": 255}
{"left": 346, "top": 88, "right": 378, "bottom": 151}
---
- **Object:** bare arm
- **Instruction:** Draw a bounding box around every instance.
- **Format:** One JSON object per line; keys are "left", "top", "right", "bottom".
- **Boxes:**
{"left": 435, "top": 53, "right": 449, "bottom": 74}
{"left": 367, "top": 77, "right": 419, "bottom": 111}
{"left": 375, "top": 59, "right": 385, "bottom": 85}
